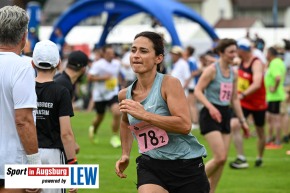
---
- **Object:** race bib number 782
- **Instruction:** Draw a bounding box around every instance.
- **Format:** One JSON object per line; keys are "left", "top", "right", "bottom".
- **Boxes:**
{"left": 220, "top": 82, "right": 232, "bottom": 102}
{"left": 128, "top": 121, "right": 169, "bottom": 153}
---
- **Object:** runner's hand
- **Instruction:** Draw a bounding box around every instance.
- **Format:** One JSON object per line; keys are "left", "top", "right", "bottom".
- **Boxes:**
{"left": 208, "top": 106, "right": 222, "bottom": 123}
{"left": 119, "top": 99, "right": 147, "bottom": 120}
{"left": 75, "top": 142, "right": 80, "bottom": 154}
{"left": 241, "top": 121, "right": 250, "bottom": 139}
{"left": 68, "top": 188, "right": 77, "bottom": 193}
{"left": 115, "top": 155, "right": 129, "bottom": 178}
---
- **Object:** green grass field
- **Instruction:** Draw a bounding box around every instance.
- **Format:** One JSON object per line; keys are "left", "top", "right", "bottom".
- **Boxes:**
{"left": 71, "top": 111, "right": 290, "bottom": 193}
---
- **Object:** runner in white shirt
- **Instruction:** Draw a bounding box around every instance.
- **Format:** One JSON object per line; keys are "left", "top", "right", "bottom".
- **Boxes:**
{"left": 120, "top": 45, "right": 136, "bottom": 87}
{"left": 0, "top": 5, "right": 41, "bottom": 191}
{"left": 88, "top": 45, "right": 122, "bottom": 148}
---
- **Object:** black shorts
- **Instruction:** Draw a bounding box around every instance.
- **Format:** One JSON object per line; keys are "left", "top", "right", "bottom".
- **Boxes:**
{"left": 267, "top": 101, "right": 281, "bottom": 114}
{"left": 199, "top": 104, "right": 231, "bottom": 135}
{"left": 232, "top": 107, "right": 266, "bottom": 127}
{"left": 136, "top": 154, "right": 209, "bottom": 193}
{"left": 94, "top": 95, "right": 118, "bottom": 114}
{"left": 229, "top": 107, "right": 236, "bottom": 118}
{"left": 0, "top": 179, "right": 4, "bottom": 188}
{"left": 242, "top": 107, "right": 266, "bottom": 127}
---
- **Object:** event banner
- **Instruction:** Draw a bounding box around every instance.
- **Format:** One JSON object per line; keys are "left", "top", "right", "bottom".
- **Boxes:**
{"left": 4, "top": 164, "right": 99, "bottom": 188}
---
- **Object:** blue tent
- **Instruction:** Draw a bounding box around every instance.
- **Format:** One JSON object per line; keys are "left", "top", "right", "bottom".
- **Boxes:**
{"left": 50, "top": 0, "right": 218, "bottom": 47}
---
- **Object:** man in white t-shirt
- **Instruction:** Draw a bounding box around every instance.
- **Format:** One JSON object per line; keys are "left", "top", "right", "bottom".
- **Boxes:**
{"left": 120, "top": 45, "right": 136, "bottom": 87}
{"left": 0, "top": 6, "right": 41, "bottom": 191}
{"left": 88, "top": 45, "right": 122, "bottom": 148}
{"left": 170, "top": 46, "right": 191, "bottom": 92}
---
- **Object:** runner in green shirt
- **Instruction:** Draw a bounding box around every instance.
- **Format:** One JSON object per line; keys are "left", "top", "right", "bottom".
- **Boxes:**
{"left": 265, "top": 47, "right": 286, "bottom": 148}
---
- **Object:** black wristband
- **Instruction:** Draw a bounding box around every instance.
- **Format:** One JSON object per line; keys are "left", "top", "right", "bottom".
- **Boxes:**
{"left": 67, "top": 158, "right": 78, "bottom": 164}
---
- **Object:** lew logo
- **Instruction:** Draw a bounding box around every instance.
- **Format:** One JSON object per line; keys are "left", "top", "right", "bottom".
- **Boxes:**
{"left": 71, "top": 167, "right": 98, "bottom": 186}
{"left": 5, "top": 165, "right": 99, "bottom": 188}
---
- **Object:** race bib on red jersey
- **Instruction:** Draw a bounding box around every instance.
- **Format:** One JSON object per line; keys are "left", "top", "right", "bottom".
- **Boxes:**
{"left": 128, "top": 121, "right": 169, "bottom": 153}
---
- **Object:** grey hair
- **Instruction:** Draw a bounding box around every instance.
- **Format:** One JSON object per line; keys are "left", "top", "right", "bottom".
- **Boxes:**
{"left": 0, "top": 6, "right": 29, "bottom": 46}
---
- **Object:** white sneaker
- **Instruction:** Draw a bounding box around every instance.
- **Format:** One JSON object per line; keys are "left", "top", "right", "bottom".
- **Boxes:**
{"left": 230, "top": 158, "right": 249, "bottom": 169}
{"left": 110, "top": 135, "right": 121, "bottom": 148}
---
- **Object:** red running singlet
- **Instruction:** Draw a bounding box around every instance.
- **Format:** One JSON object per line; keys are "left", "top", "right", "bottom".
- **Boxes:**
{"left": 237, "top": 57, "right": 267, "bottom": 110}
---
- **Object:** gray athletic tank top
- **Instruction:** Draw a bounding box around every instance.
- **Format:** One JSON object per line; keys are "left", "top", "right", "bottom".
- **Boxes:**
{"left": 205, "top": 62, "right": 234, "bottom": 106}
{"left": 126, "top": 72, "right": 207, "bottom": 160}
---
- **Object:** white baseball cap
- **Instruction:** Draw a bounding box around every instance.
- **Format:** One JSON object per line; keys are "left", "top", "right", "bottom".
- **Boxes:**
{"left": 32, "top": 40, "right": 60, "bottom": 69}
{"left": 237, "top": 38, "right": 251, "bottom": 52}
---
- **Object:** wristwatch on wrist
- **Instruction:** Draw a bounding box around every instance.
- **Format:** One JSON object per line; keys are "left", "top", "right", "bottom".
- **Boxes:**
{"left": 241, "top": 92, "right": 246, "bottom": 99}
{"left": 239, "top": 117, "right": 246, "bottom": 124}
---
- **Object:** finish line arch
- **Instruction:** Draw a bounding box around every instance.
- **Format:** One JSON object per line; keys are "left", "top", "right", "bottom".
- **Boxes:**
{"left": 50, "top": 0, "right": 218, "bottom": 47}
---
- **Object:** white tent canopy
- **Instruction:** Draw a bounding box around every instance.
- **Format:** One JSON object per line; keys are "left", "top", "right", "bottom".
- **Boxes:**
{"left": 39, "top": 25, "right": 290, "bottom": 55}
{"left": 39, "top": 23, "right": 200, "bottom": 48}
{"left": 216, "top": 28, "right": 290, "bottom": 48}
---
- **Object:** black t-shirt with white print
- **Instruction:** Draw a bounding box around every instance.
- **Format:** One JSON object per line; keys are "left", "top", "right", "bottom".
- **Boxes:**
{"left": 35, "top": 81, "right": 74, "bottom": 149}
{"left": 54, "top": 71, "right": 74, "bottom": 100}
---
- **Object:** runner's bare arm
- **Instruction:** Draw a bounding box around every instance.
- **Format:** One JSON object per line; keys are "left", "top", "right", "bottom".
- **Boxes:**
{"left": 232, "top": 71, "right": 246, "bottom": 122}
{"left": 231, "top": 72, "right": 250, "bottom": 137}
{"left": 15, "top": 108, "right": 39, "bottom": 155}
{"left": 118, "top": 88, "right": 134, "bottom": 157}
{"left": 194, "top": 64, "right": 216, "bottom": 110}
{"left": 270, "top": 75, "right": 281, "bottom": 92}
{"left": 87, "top": 73, "right": 111, "bottom": 82}
{"left": 116, "top": 89, "right": 133, "bottom": 178}
{"left": 242, "top": 60, "right": 263, "bottom": 96}
{"left": 59, "top": 116, "right": 76, "bottom": 161}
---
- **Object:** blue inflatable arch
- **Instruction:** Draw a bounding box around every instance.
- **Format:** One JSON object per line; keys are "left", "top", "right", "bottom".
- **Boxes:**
{"left": 50, "top": 0, "right": 218, "bottom": 47}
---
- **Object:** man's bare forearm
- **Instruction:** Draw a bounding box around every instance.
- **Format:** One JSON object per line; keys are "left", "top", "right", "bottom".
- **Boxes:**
{"left": 15, "top": 108, "right": 39, "bottom": 155}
